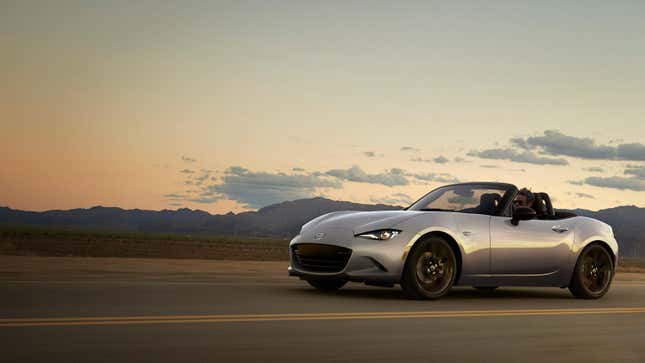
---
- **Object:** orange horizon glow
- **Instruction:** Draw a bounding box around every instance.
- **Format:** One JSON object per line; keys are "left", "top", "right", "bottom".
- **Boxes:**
{"left": 2, "top": 2, "right": 645, "bottom": 214}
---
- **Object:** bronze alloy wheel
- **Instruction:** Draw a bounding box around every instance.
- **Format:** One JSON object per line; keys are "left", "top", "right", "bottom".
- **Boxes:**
{"left": 402, "top": 236, "right": 457, "bottom": 300}
{"left": 569, "top": 244, "right": 614, "bottom": 299}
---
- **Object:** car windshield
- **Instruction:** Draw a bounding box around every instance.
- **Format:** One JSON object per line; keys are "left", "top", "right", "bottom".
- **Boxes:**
{"left": 408, "top": 184, "right": 514, "bottom": 216}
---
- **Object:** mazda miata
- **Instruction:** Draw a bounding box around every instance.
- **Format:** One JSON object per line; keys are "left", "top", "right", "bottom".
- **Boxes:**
{"left": 288, "top": 182, "right": 618, "bottom": 299}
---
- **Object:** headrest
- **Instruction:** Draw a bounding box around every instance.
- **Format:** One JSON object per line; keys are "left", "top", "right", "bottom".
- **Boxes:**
{"left": 480, "top": 193, "right": 501, "bottom": 214}
{"left": 532, "top": 193, "right": 554, "bottom": 216}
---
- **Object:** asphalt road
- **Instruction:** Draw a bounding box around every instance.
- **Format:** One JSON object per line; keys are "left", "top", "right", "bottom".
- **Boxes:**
{"left": 2, "top": 277, "right": 645, "bottom": 362}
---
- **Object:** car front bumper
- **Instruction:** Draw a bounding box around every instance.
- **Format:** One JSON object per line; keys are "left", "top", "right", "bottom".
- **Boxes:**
{"left": 288, "top": 228, "right": 413, "bottom": 286}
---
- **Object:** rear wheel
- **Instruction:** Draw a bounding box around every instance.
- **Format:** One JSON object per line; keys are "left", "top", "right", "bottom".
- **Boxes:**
{"left": 401, "top": 236, "right": 457, "bottom": 300}
{"left": 569, "top": 244, "right": 614, "bottom": 299}
{"left": 306, "top": 278, "right": 347, "bottom": 290}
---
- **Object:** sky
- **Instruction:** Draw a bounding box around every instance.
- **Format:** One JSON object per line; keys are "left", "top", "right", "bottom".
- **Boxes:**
{"left": 2, "top": 1, "right": 645, "bottom": 214}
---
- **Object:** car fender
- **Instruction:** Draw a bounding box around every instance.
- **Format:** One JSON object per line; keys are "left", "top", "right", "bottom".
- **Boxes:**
{"left": 572, "top": 217, "right": 618, "bottom": 263}
{"left": 559, "top": 217, "right": 619, "bottom": 284}
{"left": 393, "top": 213, "right": 466, "bottom": 264}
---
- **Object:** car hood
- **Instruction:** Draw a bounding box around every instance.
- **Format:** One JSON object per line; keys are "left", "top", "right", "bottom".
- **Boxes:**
{"left": 302, "top": 210, "right": 420, "bottom": 235}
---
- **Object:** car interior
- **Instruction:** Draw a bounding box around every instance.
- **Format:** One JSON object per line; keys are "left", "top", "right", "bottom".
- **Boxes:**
{"left": 522, "top": 191, "right": 577, "bottom": 220}
{"left": 479, "top": 193, "right": 502, "bottom": 215}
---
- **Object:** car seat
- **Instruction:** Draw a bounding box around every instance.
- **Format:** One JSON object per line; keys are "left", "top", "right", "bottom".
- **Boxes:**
{"left": 479, "top": 193, "right": 502, "bottom": 215}
{"left": 532, "top": 192, "right": 555, "bottom": 218}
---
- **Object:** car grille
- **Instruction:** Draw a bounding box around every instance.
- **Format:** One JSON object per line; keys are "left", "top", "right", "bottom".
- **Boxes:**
{"left": 292, "top": 244, "right": 352, "bottom": 273}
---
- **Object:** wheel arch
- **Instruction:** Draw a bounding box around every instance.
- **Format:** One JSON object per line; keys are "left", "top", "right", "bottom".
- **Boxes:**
{"left": 577, "top": 240, "right": 617, "bottom": 269}
{"left": 401, "top": 230, "right": 464, "bottom": 284}
{"left": 568, "top": 239, "right": 617, "bottom": 287}
{"left": 572, "top": 218, "right": 619, "bottom": 267}
{"left": 567, "top": 239, "right": 617, "bottom": 298}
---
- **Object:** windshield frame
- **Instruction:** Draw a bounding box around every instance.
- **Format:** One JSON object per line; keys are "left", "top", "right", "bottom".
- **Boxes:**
{"left": 406, "top": 182, "right": 518, "bottom": 217}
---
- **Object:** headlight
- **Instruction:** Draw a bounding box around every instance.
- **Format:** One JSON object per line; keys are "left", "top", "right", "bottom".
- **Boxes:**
{"left": 356, "top": 229, "right": 401, "bottom": 240}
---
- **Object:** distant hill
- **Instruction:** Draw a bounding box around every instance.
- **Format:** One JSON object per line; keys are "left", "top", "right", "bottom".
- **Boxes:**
{"left": 0, "top": 198, "right": 400, "bottom": 240}
{"left": 1, "top": 199, "right": 644, "bottom": 256}
{"left": 571, "top": 206, "right": 645, "bottom": 257}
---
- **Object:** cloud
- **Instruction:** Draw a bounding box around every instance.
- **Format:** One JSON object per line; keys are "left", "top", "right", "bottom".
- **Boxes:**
{"left": 194, "top": 170, "right": 212, "bottom": 185}
{"left": 584, "top": 176, "right": 645, "bottom": 191}
{"left": 624, "top": 165, "right": 645, "bottom": 179}
{"left": 480, "top": 164, "right": 499, "bottom": 169}
{"left": 167, "top": 166, "right": 344, "bottom": 208}
{"left": 582, "top": 167, "right": 605, "bottom": 173}
{"left": 187, "top": 196, "right": 223, "bottom": 204}
{"left": 468, "top": 148, "right": 568, "bottom": 165}
{"left": 411, "top": 172, "right": 459, "bottom": 183}
{"left": 524, "top": 130, "right": 613, "bottom": 159}
{"left": 211, "top": 166, "right": 343, "bottom": 208}
{"left": 370, "top": 193, "right": 413, "bottom": 206}
{"left": 363, "top": 151, "right": 376, "bottom": 157}
{"left": 325, "top": 166, "right": 409, "bottom": 186}
{"left": 515, "top": 130, "right": 645, "bottom": 161}
{"left": 574, "top": 192, "right": 595, "bottom": 199}
{"left": 400, "top": 146, "right": 420, "bottom": 152}
{"left": 510, "top": 137, "right": 533, "bottom": 150}
{"left": 163, "top": 193, "right": 186, "bottom": 199}
{"left": 567, "top": 191, "right": 595, "bottom": 199}
{"left": 474, "top": 130, "right": 645, "bottom": 168}
{"left": 164, "top": 191, "right": 224, "bottom": 204}
{"left": 433, "top": 155, "right": 449, "bottom": 164}
{"left": 181, "top": 156, "right": 197, "bottom": 163}
{"left": 454, "top": 157, "right": 468, "bottom": 163}
{"left": 447, "top": 195, "right": 478, "bottom": 206}
{"left": 410, "top": 157, "right": 432, "bottom": 163}
{"left": 616, "top": 143, "right": 645, "bottom": 161}
{"left": 410, "top": 156, "right": 450, "bottom": 164}
{"left": 228, "top": 166, "right": 248, "bottom": 174}
{"left": 166, "top": 163, "right": 462, "bottom": 209}
{"left": 570, "top": 164, "right": 645, "bottom": 191}
{"left": 392, "top": 192, "right": 412, "bottom": 199}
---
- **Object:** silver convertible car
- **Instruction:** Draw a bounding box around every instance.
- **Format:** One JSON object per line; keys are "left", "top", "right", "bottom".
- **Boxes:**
{"left": 288, "top": 182, "right": 618, "bottom": 299}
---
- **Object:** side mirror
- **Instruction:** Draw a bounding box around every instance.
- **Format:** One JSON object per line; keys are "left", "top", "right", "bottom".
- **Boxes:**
{"left": 511, "top": 206, "right": 536, "bottom": 226}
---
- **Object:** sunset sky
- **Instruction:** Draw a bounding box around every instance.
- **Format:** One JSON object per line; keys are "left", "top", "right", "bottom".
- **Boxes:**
{"left": 2, "top": 1, "right": 645, "bottom": 214}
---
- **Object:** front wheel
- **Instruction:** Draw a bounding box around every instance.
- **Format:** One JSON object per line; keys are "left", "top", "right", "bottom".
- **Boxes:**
{"left": 569, "top": 244, "right": 614, "bottom": 299}
{"left": 306, "top": 278, "right": 347, "bottom": 290}
{"left": 401, "top": 236, "right": 457, "bottom": 300}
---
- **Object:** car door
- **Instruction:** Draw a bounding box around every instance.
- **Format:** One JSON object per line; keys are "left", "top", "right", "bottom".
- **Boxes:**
{"left": 490, "top": 216, "right": 573, "bottom": 275}
{"left": 452, "top": 213, "right": 492, "bottom": 277}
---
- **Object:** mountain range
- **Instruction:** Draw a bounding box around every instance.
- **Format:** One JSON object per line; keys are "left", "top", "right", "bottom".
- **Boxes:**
{"left": 1, "top": 198, "right": 643, "bottom": 256}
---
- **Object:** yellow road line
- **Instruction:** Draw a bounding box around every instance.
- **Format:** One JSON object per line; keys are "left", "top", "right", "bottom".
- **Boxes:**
{"left": 2, "top": 307, "right": 645, "bottom": 327}
{"left": 614, "top": 283, "right": 645, "bottom": 286}
{"left": 2, "top": 307, "right": 645, "bottom": 322}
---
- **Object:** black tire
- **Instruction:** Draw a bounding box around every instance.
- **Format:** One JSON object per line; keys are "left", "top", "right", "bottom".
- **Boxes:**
{"left": 306, "top": 278, "right": 347, "bottom": 290}
{"left": 569, "top": 244, "right": 614, "bottom": 299}
{"left": 473, "top": 286, "right": 498, "bottom": 291}
{"left": 401, "top": 236, "right": 457, "bottom": 300}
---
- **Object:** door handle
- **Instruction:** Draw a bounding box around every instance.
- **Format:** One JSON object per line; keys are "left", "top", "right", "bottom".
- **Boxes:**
{"left": 552, "top": 226, "right": 569, "bottom": 233}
